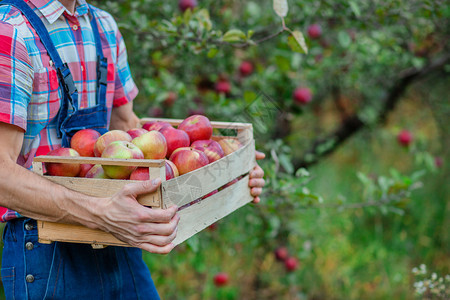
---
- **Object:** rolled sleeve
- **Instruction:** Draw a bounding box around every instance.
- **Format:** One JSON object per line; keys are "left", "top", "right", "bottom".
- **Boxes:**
{"left": 0, "top": 21, "right": 33, "bottom": 131}
{"left": 113, "top": 29, "right": 138, "bottom": 107}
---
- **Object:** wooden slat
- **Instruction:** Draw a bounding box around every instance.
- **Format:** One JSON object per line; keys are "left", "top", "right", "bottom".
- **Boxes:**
{"left": 37, "top": 175, "right": 252, "bottom": 248}
{"left": 161, "top": 139, "right": 256, "bottom": 208}
{"left": 211, "top": 136, "right": 239, "bottom": 142}
{"left": 173, "top": 174, "right": 253, "bottom": 245}
{"left": 37, "top": 221, "right": 128, "bottom": 247}
{"left": 33, "top": 156, "right": 165, "bottom": 167}
{"left": 140, "top": 118, "right": 252, "bottom": 130}
{"left": 237, "top": 124, "right": 254, "bottom": 145}
{"left": 32, "top": 162, "right": 44, "bottom": 175}
{"left": 44, "top": 176, "right": 161, "bottom": 207}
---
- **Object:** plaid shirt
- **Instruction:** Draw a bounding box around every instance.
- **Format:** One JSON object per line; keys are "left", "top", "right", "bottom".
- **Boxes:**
{"left": 0, "top": 0, "right": 139, "bottom": 222}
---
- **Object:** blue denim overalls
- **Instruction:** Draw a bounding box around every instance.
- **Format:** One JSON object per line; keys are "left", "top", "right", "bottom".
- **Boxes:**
{"left": 0, "top": 1, "right": 160, "bottom": 299}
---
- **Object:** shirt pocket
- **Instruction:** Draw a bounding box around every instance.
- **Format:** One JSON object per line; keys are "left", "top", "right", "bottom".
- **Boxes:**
{"left": 28, "top": 67, "right": 61, "bottom": 125}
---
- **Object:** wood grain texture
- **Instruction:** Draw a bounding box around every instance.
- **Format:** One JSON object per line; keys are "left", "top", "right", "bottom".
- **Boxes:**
{"left": 161, "top": 139, "right": 256, "bottom": 208}
{"left": 37, "top": 221, "right": 128, "bottom": 247}
{"left": 173, "top": 174, "right": 253, "bottom": 245}
{"left": 44, "top": 176, "right": 161, "bottom": 207}
{"left": 140, "top": 117, "right": 253, "bottom": 130}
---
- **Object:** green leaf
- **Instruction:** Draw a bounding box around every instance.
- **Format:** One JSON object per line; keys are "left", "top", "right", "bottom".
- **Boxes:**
{"left": 287, "top": 30, "right": 308, "bottom": 54}
{"left": 186, "top": 235, "right": 200, "bottom": 252}
{"left": 196, "top": 9, "right": 212, "bottom": 31}
{"left": 338, "top": 31, "right": 352, "bottom": 48}
{"left": 207, "top": 48, "right": 219, "bottom": 58}
{"left": 295, "top": 168, "right": 310, "bottom": 178}
{"left": 349, "top": 1, "right": 361, "bottom": 17}
{"left": 279, "top": 153, "right": 294, "bottom": 174}
{"left": 222, "top": 29, "right": 247, "bottom": 42}
{"left": 273, "top": 0, "right": 288, "bottom": 18}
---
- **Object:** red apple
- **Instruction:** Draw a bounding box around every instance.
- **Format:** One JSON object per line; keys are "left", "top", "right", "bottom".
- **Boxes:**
{"left": 293, "top": 87, "right": 313, "bottom": 104}
{"left": 307, "top": 24, "right": 322, "bottom": 39}
{"left": 130, "top": 167, "right": 150, "bottom": 181}
{"left": 169, "top": 148, "right": 209, "bottom": 175}
{"left": 219, "top": 178, "right": 239, "bottom": 191}
{"left": 284, "top": 257, "right": 299, "bottom": 272}
{"left": 191, "top": 139, "right": 225, "bottom": 163}
{"left": 159, "top": 127, "right": 190, "bottom": 158}
{"left": 127, "top": 128, "right": 148, "bottom": 139}
{"left": 169, "top": 147, "right": 194, "bottom": 160}
{"left": 207, "top": 222, "right": 218, "bottom": 231}
{"left": 132, "top": 131, "right": 168, "bottom": 159}
{"left": 45, "top": 148, "right": 81, "bottom": 177}
{"left": 179, "top": 0, "right": 197, "bottom": 12}
{"left": 129, "top": 160, "right": 178, "bottom": 182}
{"left": 218, "top": 138, "right": 243, "bottom": 156}
{"left": 85, "top": 164, "right": 110, "bottom": 179}
{"left": 164, "top": 91, "right": 177, "bottom": 106}
{"left": 101, "top": 141, "right": 144, "bottom": 179}
{"left": 142, "top": 121, "right": 172, "bottom": 132}
{"left": 94, "top": 130, "right": 132, "bottom": 157}
{"left": 165, "top": 160, "right": 179, "bottom": 179}
{"left": 435, "top": 157, "right": 443, "bottom": 168}
{"left": 178, "top": 115, "right": 213, "bottom": 142}
{"left": 239, "top": 61, "right": 254, "bottom": 77}
{"left": 70, "top": 129, "right": 101, "bottom": 157}
{"left": 78, "top": 164, "right": 94, "bottom": 177}
{"left": 397, "top": 130, "right": 413, "bottom": 147}
{"left": 213, "top": 272, "right": 229, "bottom": 287}
{"left": 275, "top": 247, "right": 289, "bottom": 262}
{"left": 201, "top": 189, "right": 218, "bottom": 199}
{"left": 215, "top": 80, "right": 231, "bottom": 95}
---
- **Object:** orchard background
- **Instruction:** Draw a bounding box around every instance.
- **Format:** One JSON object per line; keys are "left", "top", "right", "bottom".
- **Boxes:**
{"left": 1, "top": 0, "right": 449, "bottom": 299}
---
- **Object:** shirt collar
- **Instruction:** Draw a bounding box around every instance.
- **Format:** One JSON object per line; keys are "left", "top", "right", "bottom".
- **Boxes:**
{"left": 29, "top": 0, "right": 90, "bottom": 24}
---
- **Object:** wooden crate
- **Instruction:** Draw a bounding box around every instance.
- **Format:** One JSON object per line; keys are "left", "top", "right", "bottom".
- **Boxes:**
{"left": 32, "top": 118, "right": 256, "bottom": 248}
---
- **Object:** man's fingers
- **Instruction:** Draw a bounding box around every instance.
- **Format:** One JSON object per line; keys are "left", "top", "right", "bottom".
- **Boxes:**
{"left": 138, "top": 205, "right": 178, "bottom": 223}
{"left": 251, "top": 187, "right": 262, "bottom": 197}
{"left": 122, "top": 178, "right": 161, "bottom": 197}
{"left": 135, "top": 213, "right": 180, "bottom": 236}
{"left": 255, "top": 151, "right": 265, "bottom": 160}
{"left": 252, "top": 197, "right": 261, "bottom": 204}
{"left": 249, "top": 178, "right": 265, "bottom": 188}
{"left": 250, "top": 166, "right": 264, "bottom": 179}
{"left": 140, "top": 242, "right": 176, "bottom": 255}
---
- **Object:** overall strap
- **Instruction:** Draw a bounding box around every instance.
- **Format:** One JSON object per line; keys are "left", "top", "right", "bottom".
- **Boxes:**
{"left": 88, "top": 5, "right": 107, "bottom": 107}
{"left": 0, "top": 0, "right": 78, "bottom": 138}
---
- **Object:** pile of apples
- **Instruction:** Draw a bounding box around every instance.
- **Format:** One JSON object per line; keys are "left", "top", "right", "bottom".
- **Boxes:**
{"left": 44, "top": 115, "right": 243, "bottom": 182}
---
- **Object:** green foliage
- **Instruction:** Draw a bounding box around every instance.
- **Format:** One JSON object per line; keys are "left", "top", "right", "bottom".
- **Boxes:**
{"left": 91, "top": 0, "right": 448, "bottom": 299}
{"left": 1, "top": 1, "right": 448, "bottom": 299}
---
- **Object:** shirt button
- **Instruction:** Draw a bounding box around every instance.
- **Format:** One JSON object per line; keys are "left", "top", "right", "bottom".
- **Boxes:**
{"left": 72, "top": 24, "right": 78, "bottom": 30}
{"left": 49, "top": 60, "right": 54, "bottom": 67}
{"left": 26, "top": 274, "right": 35, "bottom": 283}
{"left": 26, "top": 242, "right": 34, "bottom": 250}
{"left": 25, "top": 223, "right": 34, "bottom": 231}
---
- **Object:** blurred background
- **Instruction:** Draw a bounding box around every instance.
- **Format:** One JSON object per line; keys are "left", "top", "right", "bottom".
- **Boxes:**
{"left": 1, "top": 0, "right": 449, "bottom": 299}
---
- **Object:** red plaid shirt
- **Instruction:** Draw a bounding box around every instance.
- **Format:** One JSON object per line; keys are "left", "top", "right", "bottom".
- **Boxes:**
{"left": 0, "top": 0, "right": 139, "bottom": 221}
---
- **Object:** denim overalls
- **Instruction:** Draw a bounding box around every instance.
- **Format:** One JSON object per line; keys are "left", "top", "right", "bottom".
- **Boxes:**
{"left": 0, "top": 1, "right": 160, "bottom": 299}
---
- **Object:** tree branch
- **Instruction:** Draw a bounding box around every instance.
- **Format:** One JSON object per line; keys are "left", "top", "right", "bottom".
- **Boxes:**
{"left": 293, "top": 53, "right": 450, "bottom": 170}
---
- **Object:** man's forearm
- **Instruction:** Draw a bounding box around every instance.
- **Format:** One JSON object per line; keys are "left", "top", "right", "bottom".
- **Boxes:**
{"left": 0, "top": 159, "right": 101, "bottom": 228}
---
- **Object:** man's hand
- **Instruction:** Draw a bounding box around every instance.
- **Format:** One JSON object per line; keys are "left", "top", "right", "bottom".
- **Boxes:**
{"left": 94, "top": 178, "right": 180, "bottom": 254}
{"left": 110, "top": 101, "right": 140, "bottom": 131}
{"left": 249, "top": 151, "right": 265, "bottom": 204}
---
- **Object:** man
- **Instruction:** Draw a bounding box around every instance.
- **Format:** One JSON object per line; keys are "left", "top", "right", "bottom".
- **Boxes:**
{"left": 0, "top": 0, "right": 265, "bottom": 299}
